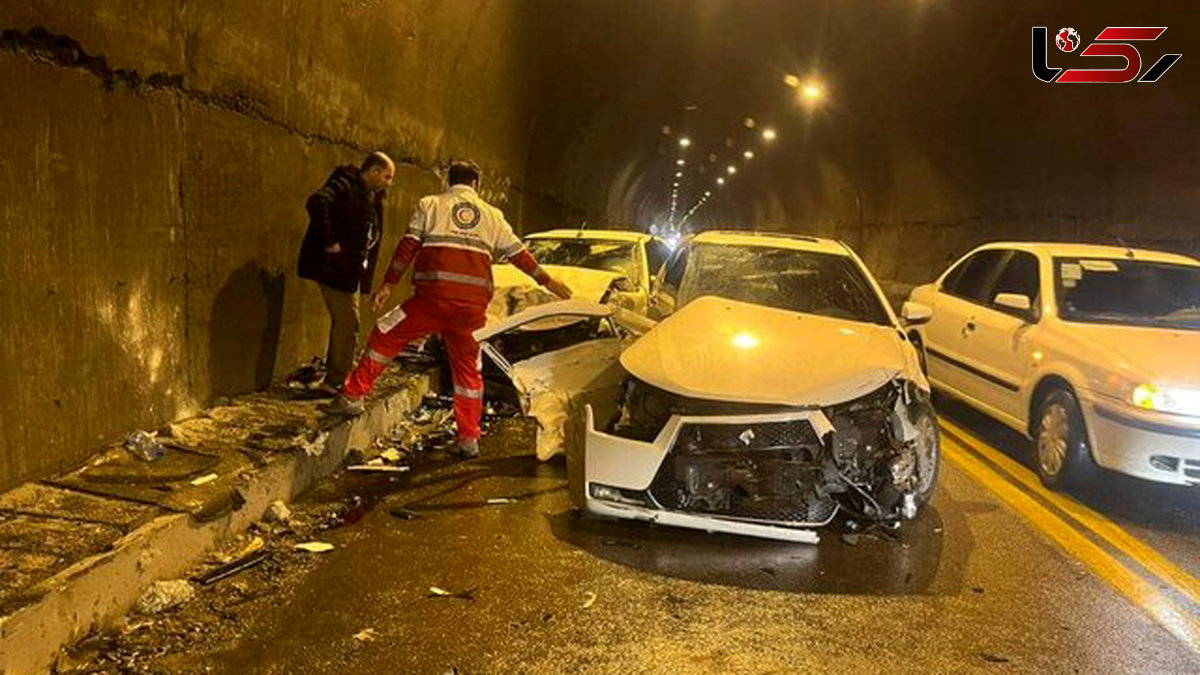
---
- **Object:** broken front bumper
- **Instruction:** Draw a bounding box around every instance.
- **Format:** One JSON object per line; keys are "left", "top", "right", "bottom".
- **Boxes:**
{"left": 578, "top": 405, "right": 837, "bottom": 544}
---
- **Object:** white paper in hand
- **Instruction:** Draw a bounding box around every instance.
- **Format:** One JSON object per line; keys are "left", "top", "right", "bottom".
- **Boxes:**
{"left": 378, "top": 305, "right": 407, "bottom": 333}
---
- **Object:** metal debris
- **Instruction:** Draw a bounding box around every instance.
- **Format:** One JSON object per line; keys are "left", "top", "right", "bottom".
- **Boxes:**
{"left": 486, "top": 497, "right": 516, "bottom": 505}
{"left": 347, "top": 464, "right": 411, "bottom": 473}
{"left": 389, "top": 506, "right": 421, "bottom": 520}
{"left": 135, "top": 580, "right": 195, "bottom": 614}
{"left": 190, "top": 473, "right": 219, "bottom": 486}
{"left": 194, "top": 550, "right": 269, "bottom": 586}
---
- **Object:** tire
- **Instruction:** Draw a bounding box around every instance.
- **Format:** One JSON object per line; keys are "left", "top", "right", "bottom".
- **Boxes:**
{"left": 910, "top": 401, "right": 941, "bottom": 505}
{"left": 1033, "top": 389, "right": 1098, "bottom": 490}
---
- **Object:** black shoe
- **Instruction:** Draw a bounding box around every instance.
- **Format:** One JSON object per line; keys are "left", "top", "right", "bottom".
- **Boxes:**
{"left": 320, "top": 395, "right": 364, "bottom": 417}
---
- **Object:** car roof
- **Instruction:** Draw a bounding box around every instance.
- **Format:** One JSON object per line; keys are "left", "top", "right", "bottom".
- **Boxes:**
{"left": 525, "top": 229, "right": 652, "bottom": 243}
{"left": 691, "top": 230, "right": 850, "bottom": 256}
{"left": 974, "top": 241, "right": 1199, "bottom": 266}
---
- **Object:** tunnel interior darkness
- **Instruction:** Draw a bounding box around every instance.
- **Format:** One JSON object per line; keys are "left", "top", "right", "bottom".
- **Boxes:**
{"left": 0, "top": 0, "right": 1198, "bottom": 487}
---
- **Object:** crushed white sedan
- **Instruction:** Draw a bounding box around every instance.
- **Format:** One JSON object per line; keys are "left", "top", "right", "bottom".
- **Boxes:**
{"left": 574, "top": 232, "right": 941, "bottom": 543}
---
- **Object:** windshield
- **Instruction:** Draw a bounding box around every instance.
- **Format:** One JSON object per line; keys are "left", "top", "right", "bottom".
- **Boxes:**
{"left": 1055, "top": 257, "right": 1200, "bottom": 330}
{"left": 678, "top": 243, "right": 892, "bottom": 326}
{"left": 523, "top": 238, "right": 635, "bottom": 277}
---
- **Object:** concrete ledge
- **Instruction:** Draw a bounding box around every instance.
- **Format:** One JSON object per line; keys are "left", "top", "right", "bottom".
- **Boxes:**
{"left": 0, "top": 372, "right": 433, "bottom": 675}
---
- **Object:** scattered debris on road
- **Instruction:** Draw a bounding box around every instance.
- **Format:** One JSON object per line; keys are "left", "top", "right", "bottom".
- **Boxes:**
{"left": 134, "top": 580, "right": 195, "bottom": 615}
{"left": 389, "top": 506, "right": 421, "bottom": 520}
{"left": 427, "top": 586, "right": 476, "bottom": 600}
{"left": 581, "top": 591, "right": 597, "bottom": 609}
{"left": 189, "top": 473, "right": 218, "bottom": 487}
{"left": 124, "top": 430, "right": 166, "bottom": 462}
{"left": 265, "top": 500, "right": 293, "bottom": 524}
{"left": 194, "top": 550, "right": 270, "bottom": 586}
{"left": 352, "top": 628, "right": 379, "bottom": 643}
{"left": 294, "top": 541, "right": 335, "bottom": 553}
{"left": 486, "top": 497, "right": 517, "bottom": 505}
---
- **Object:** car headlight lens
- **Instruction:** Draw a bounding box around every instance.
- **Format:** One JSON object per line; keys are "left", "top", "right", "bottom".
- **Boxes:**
{"left": 1131, "top": 384, "right": 1200, "bottom": 417}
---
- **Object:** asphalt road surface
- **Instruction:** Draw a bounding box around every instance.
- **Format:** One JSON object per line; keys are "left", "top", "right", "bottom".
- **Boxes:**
{"left": 67, "top": 402, "right": 1200, "bottom": 675}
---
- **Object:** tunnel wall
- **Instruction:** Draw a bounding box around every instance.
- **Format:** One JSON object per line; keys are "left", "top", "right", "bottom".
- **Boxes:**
{"left": 0, "top": 1, "right": 559, "bottom": 489}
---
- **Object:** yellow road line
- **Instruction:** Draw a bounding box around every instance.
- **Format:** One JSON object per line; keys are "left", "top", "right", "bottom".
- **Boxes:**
{"left": 941, "top": 418, "right": 1200, "bottom": 608}
{"left": 941, "top": 436, "right": 1200, "bottom": 653}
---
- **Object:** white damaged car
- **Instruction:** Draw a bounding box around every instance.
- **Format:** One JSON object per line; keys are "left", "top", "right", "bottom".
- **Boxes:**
{"left": 488, "top": 229, "right": 670, "bottom": 322}
{"left": 574, "top": 231, "right": 941, "bottom": 543}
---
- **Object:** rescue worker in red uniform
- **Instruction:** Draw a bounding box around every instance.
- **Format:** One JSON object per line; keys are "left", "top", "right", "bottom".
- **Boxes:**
{"left": 322, "top": 161, "right": 572, "bottom": 458}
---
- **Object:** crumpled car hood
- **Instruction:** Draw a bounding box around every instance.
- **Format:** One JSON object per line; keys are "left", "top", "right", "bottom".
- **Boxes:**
{"left": 491, "top": 264, "right": 621, "bottom": 302}
{"left": 619, "top": 296, "right": 909, "bottom": 407}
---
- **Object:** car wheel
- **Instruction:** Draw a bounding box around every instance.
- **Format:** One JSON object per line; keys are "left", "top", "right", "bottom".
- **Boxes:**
{"left": 1033, "top": 389, "right": 1097, "bottom": 490}
{"left": 910, "top": 402, "right": 940, "bottom": 505}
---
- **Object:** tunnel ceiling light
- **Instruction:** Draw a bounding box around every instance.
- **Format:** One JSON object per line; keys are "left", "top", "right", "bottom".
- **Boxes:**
{"left": 743, "top": 150, "right": 755, "bottom": 160}
{"left": 705, "top": 190, "right": 712, "bottom": 197}
{"left": 800, "top": 80, "right": 826, "bottom": 103}
{"left": 676, "top": 159, "right": 685, "bottom": 166}
{"left": 675, "top": 171, "right": 683, "bottom": 178}
{"left": 726, "top": 165, "right": 737, "bottom": 175}
{"left": 679, "top": 137, "right": 692, "bottom": 148}
{"left": 762, "top": 128, "right": 778, "bottom": 142}
{"left": 717, "top": 177, "right": 726, "bottom": 185}
{"left": 783, "top": 73, "right": 802, "bottom": 89}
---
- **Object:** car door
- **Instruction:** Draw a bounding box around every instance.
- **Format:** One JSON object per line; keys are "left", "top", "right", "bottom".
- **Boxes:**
{"left": 924, "top": 249, "right": 1009, "bottom": 406}
{"left": 965, "top": 250, "right": 1042, "bottom": 423}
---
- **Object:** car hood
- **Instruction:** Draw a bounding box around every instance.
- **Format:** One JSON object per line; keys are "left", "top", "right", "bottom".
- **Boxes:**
{"left": 491, "top": 264, "right": 621, "bottom": 302}
{"left": 619, "top": 296, "right": 910, "bottom": 407}
{"left": 1069, "top": 322, "right": 1200, "bottom": 384}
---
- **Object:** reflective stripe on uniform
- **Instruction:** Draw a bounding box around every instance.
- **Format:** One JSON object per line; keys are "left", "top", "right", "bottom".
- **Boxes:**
{"left": 497, "top": 241, "right": 525, "bottom": 259}
{"left": 367, "top": 349, "right": 391, "bottom": 364}
{"left": 412, "top": 271, "right": 492, "bottom": 288}
{"left": 454, "top": 385, "right": 484, "bottom": 399}
{"left": 423, "top": 234, "right": 492, "bottom": 254}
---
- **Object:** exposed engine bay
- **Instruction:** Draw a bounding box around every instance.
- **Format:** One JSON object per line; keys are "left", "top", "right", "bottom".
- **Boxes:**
{"left": 607, "top": 376, "right": 939, "bottom": 527}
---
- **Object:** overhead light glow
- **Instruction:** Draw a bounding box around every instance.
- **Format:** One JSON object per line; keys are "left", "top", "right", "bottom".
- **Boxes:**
{"left": 743, "top": 117, "right": 757, "bottom": 129}
{"left": 783, "top": 73, "right": 802, "bottom": 88}
{"left": 716, "top": 177, "right": 726, "bottom": 186}
{"left": 762, "top": 128, "right": 778, "bottom": 142}
{"left": 801, "top": 80, "right": 825, "bottom": 103}
{"left": 743, "top": 150, "right": 755, "bottom": 160}
{"left": 679, "top": 137, "right": 692, "bottom": 148}
{"left": 732, "top": 332, "right": 760, "bottom": 349}
{"left": 676, "top": 159, "right": 685, "bottom": 166}
{"left": 675, "top": 171, "right": 683, "bottom": 178}
{"left": 726, "top": 165, "right": 737, "bottom": 175}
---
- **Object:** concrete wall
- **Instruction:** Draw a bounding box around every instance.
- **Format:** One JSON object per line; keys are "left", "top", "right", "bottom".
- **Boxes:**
{"left": 0, "top": 1, "right": 555, "bottom": 489}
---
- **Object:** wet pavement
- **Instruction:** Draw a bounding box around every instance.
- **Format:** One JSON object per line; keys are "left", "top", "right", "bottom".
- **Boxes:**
{"left": 62, "top": 412, "right": 1200, "bottom": 674}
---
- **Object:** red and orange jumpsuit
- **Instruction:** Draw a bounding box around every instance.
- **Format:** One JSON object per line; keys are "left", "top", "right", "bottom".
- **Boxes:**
{"left": 342, "top": 184, "right": 550, "bottom": 442}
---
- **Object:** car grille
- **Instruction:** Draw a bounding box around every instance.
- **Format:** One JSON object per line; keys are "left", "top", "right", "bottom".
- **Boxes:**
{"left": 1185, "top": 459, "right": 1200, "bottom": 481}
{"left": 648, "top": 418, "right": 836, "bottom": 525}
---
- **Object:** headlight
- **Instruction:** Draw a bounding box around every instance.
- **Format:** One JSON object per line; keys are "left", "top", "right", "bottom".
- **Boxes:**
{"left": 1131, "top": 384, "right": 1200, "bottom": 417}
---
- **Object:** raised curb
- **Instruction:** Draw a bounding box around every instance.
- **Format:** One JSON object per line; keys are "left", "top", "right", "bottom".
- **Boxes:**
{"left": 0, "top": 373, "right": 433, "bottom": 675}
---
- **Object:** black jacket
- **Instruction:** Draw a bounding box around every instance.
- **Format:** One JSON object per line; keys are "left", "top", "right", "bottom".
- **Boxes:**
{"left": 298, "top": 165, "right": 384, "bottom": 293}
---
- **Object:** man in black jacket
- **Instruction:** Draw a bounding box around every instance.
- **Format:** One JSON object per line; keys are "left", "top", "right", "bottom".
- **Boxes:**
{"left": 298, "top": 152, "right": 395, "bottom": 394}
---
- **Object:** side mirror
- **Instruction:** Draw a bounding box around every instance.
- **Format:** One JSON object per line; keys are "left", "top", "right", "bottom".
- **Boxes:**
{"left": 994, "top": 293, "right": 1032, "bottom": 312}
{"left": 901, "top": 301, "right": 933, "bottom": 326}
{"left": 611, "top": 276, "right": 636, "bottom": 293}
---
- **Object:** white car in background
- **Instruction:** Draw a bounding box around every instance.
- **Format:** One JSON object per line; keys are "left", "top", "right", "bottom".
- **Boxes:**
{"left": 577, "top": 231, "right": 940, "bottom": 543}
{"left": 908, "top": 242, "right": 1200, "bottom": 488}
{"left": 489, "top": 229, "right": 671, "bottom": 322}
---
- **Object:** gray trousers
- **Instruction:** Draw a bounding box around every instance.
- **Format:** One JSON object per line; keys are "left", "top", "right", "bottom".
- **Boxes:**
{"left": 319, "top": 283, "right": 360, "bottom": 386}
